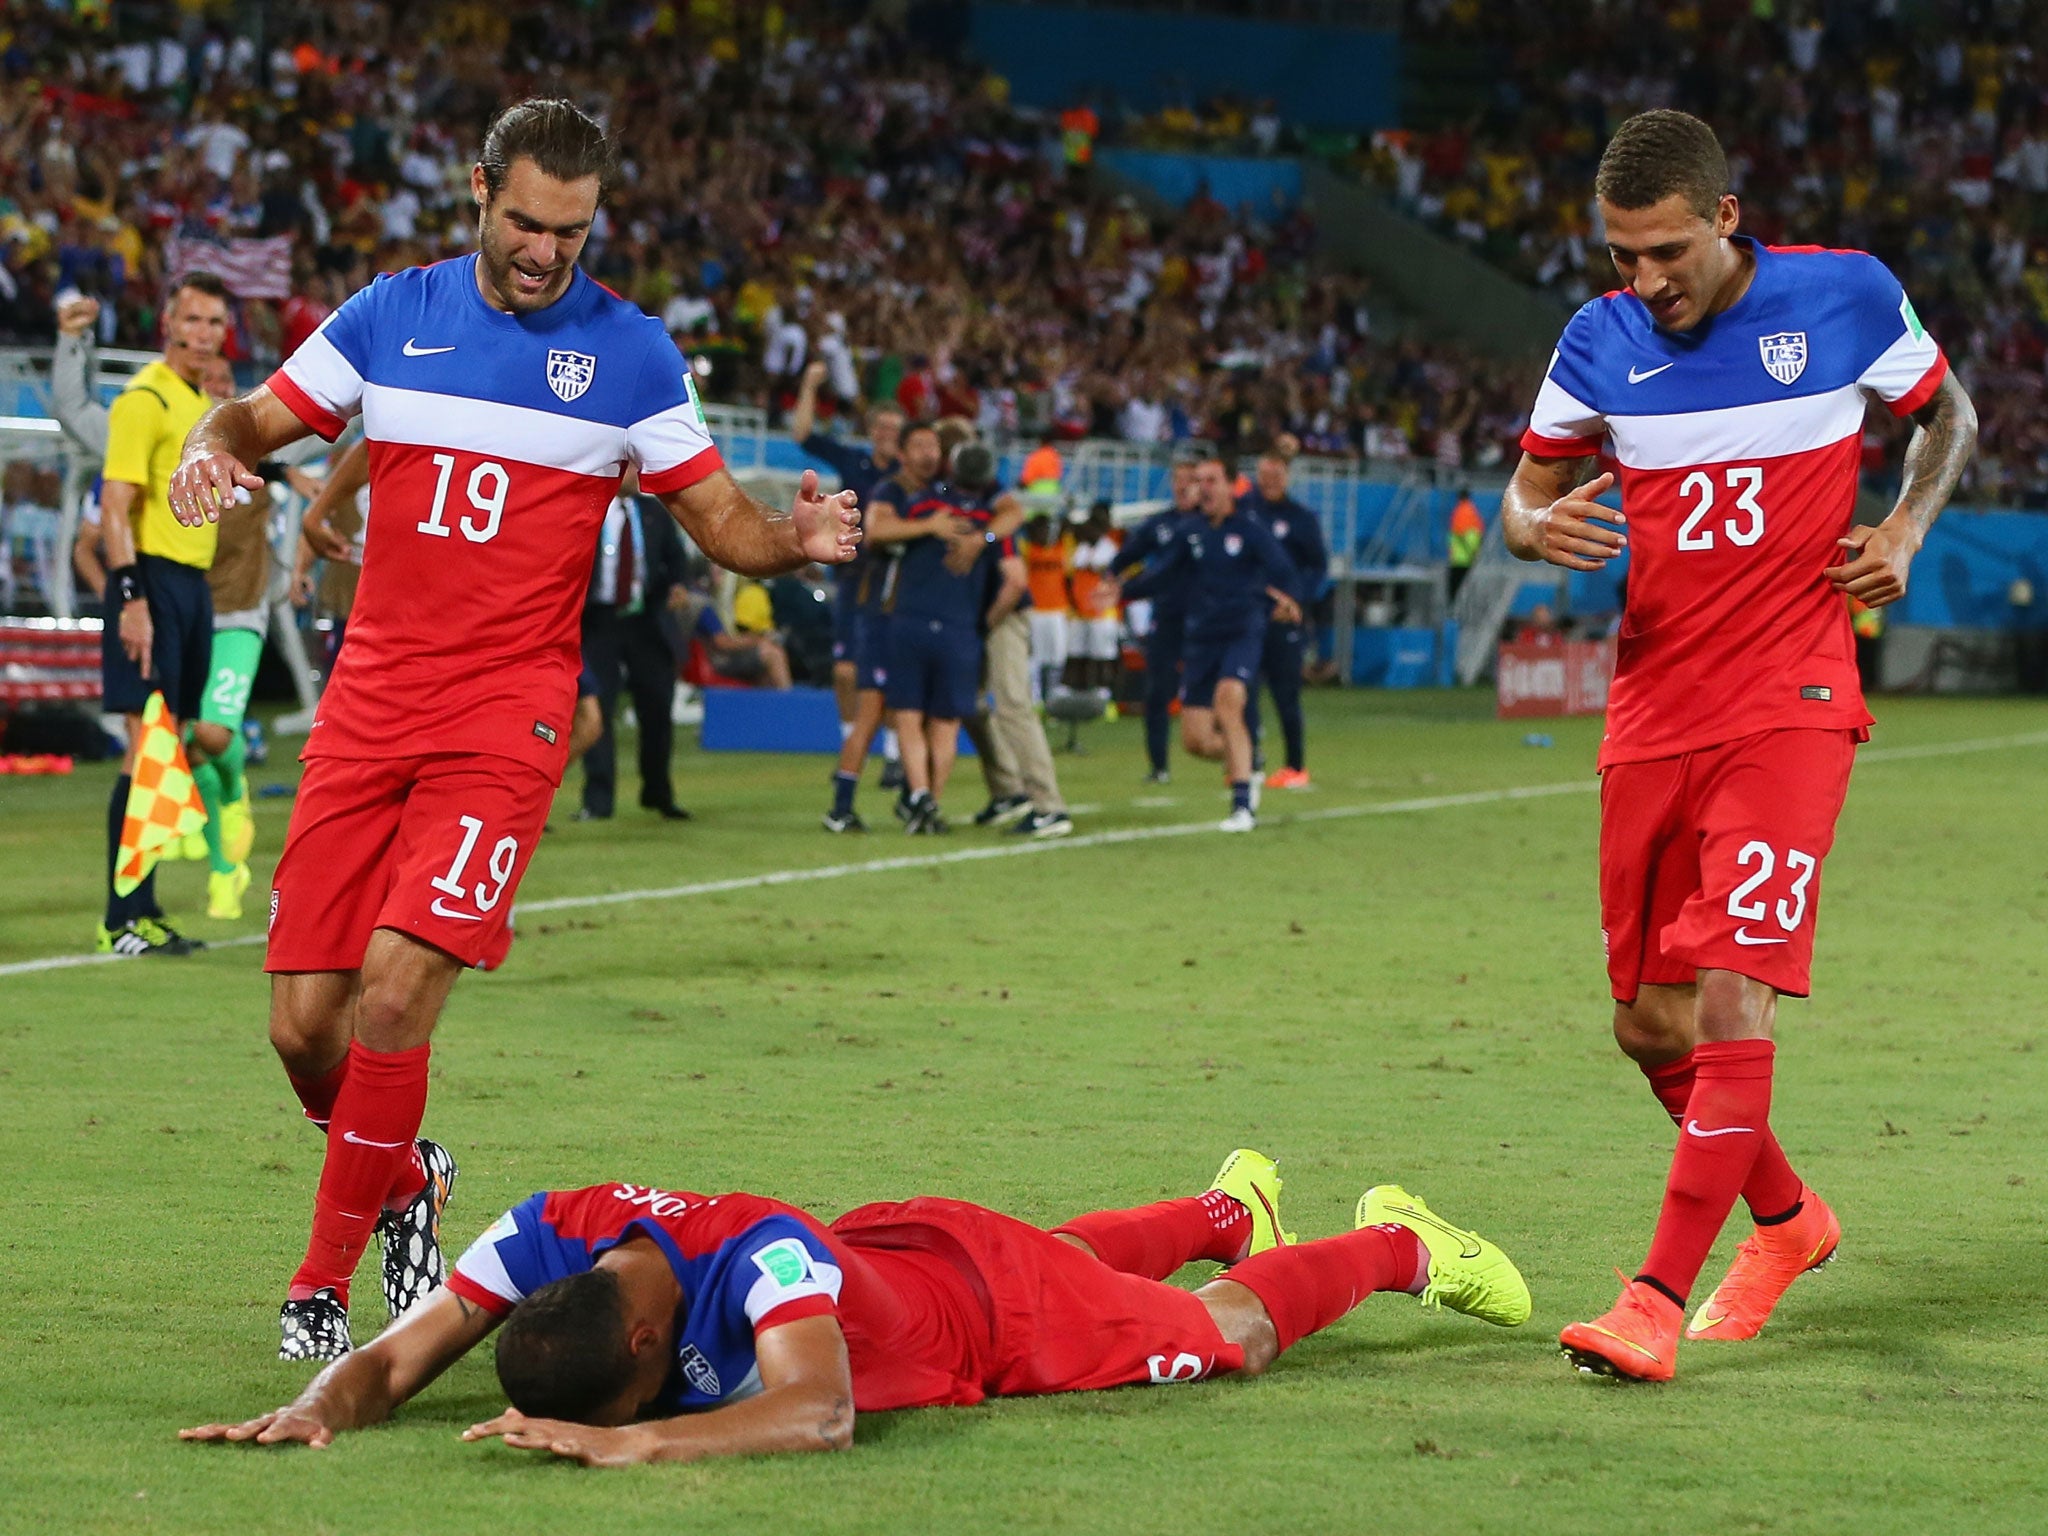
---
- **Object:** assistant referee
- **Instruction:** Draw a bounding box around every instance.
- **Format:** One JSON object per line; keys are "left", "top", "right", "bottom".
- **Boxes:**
{"left": 95, "top": 271, "right": 235, "bottom": 957}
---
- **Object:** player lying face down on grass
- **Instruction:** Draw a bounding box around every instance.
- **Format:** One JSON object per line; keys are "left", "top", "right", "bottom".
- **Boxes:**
{"left": 184, "top": 1154, "right": 1530, "bottom": 1467}
{"left": 157, "top": 98, "right": 867, "bottom": 1368}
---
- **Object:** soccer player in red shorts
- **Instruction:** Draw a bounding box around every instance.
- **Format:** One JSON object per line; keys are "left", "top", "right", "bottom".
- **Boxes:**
{"left": 183, "top": 1150, "right": 1531, "bottom": 1460}
{"left": 1503, "top": 111, "right": 1977, "bottom": 1381}
{"left": 166, "top": 100, "right": 861, "bottom": 1362}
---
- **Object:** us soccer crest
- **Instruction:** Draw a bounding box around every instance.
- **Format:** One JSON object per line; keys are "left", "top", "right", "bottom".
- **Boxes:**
{"left": 1757, "top": 331, "right": 1807, "bottom": 386}
{"left": 546, "top": 348, "right": 597, "bottom": 403}
{"left": 1224, "top": 533, "right": 1243, "bottom": 556}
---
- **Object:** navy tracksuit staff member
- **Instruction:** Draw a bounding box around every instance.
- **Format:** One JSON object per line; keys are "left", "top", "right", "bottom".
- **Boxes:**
{"left": 866, "top": 438, "right": 994, "bottom": 833}
{"left": 1118, "top": 453, "right": 1299, "bottom": 831}
{"left": 1121, "top": 457, "right": 1204, "bottom": 783}
{"left": 1238, "top": 450, "right": 1327, "bottom": 787}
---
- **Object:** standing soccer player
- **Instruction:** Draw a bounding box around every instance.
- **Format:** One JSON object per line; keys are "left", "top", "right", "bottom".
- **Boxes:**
{"left": 1238, "top": 447, "right": 1326, "bottom": 791}
{"left": 1114, "top": 452, "right": 1299, "bottom": 832}
{"left": 168, "top": 100, "right": 859, "bottom": 1361}
{"left": 1504, "top": 111, "right": 1975, "bottom": 1380}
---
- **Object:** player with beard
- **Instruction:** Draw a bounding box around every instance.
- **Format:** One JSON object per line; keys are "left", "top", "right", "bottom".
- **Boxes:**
{"left": 168, "top": 99, "right": 861, "bottom": 1362}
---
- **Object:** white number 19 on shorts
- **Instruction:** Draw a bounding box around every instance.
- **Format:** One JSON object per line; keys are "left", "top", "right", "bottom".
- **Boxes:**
{"left": 430, "top": 814, "right": 520, "bottom": 917}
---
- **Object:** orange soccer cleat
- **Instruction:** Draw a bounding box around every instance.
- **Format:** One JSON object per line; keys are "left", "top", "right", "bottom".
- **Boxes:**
{"left": 1686, "top": 1190, "right": 1840, "bottom": 1342}
{"left": 1263, "top": 767, "right": 1312, "bottom": 790}
{"left": 1560, "top": 1276, "right": 1682, "bottom": 1381}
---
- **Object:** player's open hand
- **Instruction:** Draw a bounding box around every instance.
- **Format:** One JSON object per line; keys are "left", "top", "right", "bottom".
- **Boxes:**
{"left": 1532, "top": 472, "right": 1624, "bottom": 570}
{"left": 179, "top": 1406, "right": 335, "bottom": 1449}
{"left": 301, "top": 500, "right": 353, "bottom": 563}
{"left": 464, "top": 1408, "right": 654, "bottom": 1467}
{"left": 1267, "top": 588, "right": 1302, "bottom": 626}
{"left": 169, "top": 447, "right": 262, "bottom": 528}
{"left": 1824, "top": 520, "right": 1916, "bottom": 607}
{"left": 791, "top": 468, "right": 862, "bottom": 566}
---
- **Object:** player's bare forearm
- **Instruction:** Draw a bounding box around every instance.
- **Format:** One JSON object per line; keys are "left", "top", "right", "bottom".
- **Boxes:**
{"left": 181, "top": 1290, "right": 497, "bottom": 1448}
{"left": 663, "top": 469, "right": 859, "bottom": 575}
{"left": 1502, "top": 453, "right": 1621, "bottom": 570}
{"left": 1890, "top": 371, "right": 1977, "bottom": 543}
{"left": 174, "top": 388, "right": 311, "bottom": 526}
{"left": 987, "top": 489, "right": 1026, "bottom": 541}
{"left": 187, "top": 387, "right": 311, "bottom": 466}
{"left": 1826, "top": 372, "right": 1978, "bottom": 606}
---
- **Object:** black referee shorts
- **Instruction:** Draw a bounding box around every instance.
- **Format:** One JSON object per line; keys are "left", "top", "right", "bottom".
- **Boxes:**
{"left": 102, "top": 552, "right": 213, "bottom": 721}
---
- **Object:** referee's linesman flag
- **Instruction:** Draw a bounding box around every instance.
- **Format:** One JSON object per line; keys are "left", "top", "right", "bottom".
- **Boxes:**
{"left": 114, "top": 691, "right": 207, "bottom": 896}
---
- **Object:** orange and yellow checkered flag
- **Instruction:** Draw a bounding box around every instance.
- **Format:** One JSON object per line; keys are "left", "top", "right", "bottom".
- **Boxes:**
{"left": 114, "top": 691, "right": 208, "bottom": 897}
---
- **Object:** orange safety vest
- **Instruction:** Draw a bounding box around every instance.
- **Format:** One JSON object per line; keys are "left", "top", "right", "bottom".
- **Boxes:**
{"left": 1025, "top": 542, "right": 1070, "bottom": 612}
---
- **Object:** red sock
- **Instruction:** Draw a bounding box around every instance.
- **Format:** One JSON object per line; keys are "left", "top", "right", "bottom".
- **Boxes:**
{"left": 1053, "top": 1190, "right": 1250, "bottom": 1280}
{"left": 286, "top": 1059, "right": 350, "bottom": 1132}
{"left": 1638, "top": 1039, "right": 1775, "bottom": 1302}
{"left": 1226, "top": 1224, "right": 1421, "bottom": 1352}
{"left": 1643, "top": 1051, "right": 1805, "bottom": 1220}
{"left": 290, "top": 1040, "right": 432, "bottom": 1305}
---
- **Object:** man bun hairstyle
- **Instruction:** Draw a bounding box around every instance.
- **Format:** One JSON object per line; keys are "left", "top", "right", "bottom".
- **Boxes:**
{"left": 479, "top": 98, "right": 618, "bottom": 199}
{"left": 1596, "top": 110, "right": 1729, "bottom": 219}
{"left": 493, "top": 1269, "right": 638, "bottom": 1423}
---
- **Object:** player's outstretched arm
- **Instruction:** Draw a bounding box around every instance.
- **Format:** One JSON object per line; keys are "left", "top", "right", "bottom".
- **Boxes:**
{"left": 1501, "top": 454, "right": 1624, "bottom": 571}
{"left": 170, "top": 386, "right": 316, "bottom": 529}
{"left": 464, "top": 1314, "right": 854, "bottom": 1468}
{"left": 180, "top": 1288, "right": 499, "bottom": 1450}
{"left": 660, "top": 467, "right": 859, "bottom": 576}
{"left": 1826, "top": 370, "right": 1978, "bottom": 607}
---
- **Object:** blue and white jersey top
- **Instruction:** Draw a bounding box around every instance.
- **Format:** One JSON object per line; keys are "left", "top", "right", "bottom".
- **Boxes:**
{"left": 449, "top": 1183, "right": 845, "bottom": 1412}
{"left": 1519, "top": 239, "right": 1946, "bottom": 765}
{"left": 266, "top": 256, "right": 722, "bottom": 774}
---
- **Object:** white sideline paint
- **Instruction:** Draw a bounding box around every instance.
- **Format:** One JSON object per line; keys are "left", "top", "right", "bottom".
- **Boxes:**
{"left": 6, "top": 728, "right": 2044, "bottom": 982}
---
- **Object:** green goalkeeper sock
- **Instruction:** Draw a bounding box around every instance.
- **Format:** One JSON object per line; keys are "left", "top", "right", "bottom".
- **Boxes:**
{"left": 213, "top": 727, "right": 247, "bottom": 804}
{"left": 192, "top": 758, "right": 234, "bottom": 876}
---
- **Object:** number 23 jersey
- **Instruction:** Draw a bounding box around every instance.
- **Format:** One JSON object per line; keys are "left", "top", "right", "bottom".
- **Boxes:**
{"left": 1520, "top": 238, "right": 1946, "bottom": 767}
{"left": 268, "top": 257, "right": 723, "bottom": 778}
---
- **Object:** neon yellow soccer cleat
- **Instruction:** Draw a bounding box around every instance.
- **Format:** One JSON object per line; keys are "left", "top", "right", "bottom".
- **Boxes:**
{"left": 1357, "top": 1184, "right": 1531, "bottom": 1327}
{"left": 207, "top": 862, "right": 251, "bottom": 921}
{"left": 1209, "top": 1148, "right": 1297, "bottom": 1259}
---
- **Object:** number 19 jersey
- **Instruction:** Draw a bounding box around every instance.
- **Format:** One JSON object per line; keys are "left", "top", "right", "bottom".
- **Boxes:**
{"left": 1520, "top": 238, "right": 1945, "bottom": 767}
{"left": 269, "top": 257, "right": 723, "bottom": 779}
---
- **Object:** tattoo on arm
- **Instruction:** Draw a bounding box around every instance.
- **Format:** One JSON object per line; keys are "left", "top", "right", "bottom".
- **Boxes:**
{"left": 1894, "top": 372, "right": 1978, "bottom": 539}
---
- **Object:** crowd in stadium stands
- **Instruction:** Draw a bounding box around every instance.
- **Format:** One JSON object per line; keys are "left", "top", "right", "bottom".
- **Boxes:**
{"left": 1378, "top": 0, "right": 2048, "bottom": 506}
{"left": 0, "top": 1, "right": 1529, "bottom": 474}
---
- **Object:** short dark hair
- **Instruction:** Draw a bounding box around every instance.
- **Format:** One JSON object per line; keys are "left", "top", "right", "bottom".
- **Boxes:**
{"left": 901, "top": 421, "right": 940, "bottom": 445}
{"left": 952, "top": 443, "right": 996, "bottom": 490}
{"left": 1595, "top": 110, "right": 1729, "bottom": 219}
{"left": 478, "top": 98, "right": 617, "bottom": 200}
{"left": 169, "top": 270, "right": 229, "bottom": 306}
{"left": 494, "top": 1269, "right": 637, "bottom": 1423}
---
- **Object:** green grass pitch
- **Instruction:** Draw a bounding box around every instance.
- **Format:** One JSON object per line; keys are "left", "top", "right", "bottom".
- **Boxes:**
{"left": 3, "top": 690, "right": 2045, "bottom": 1534}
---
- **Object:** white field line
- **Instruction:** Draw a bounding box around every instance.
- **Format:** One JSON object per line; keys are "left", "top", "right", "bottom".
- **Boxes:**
{"left": 6, "top": 728, "right": 2044, "bottom": 982}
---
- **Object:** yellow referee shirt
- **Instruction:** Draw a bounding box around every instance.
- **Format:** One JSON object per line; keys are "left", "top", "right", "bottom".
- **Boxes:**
{"left": 102, "top": 360, "right": 216, "bottom": 570}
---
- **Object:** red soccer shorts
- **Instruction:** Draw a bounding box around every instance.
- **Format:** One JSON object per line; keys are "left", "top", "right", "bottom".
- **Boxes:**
{"left": 1599, "top": 728, "right": 1860, "bottom": 1000}
{"left": 833, "top": 1198, "right": 1243, "bottom": 1403}
{"left": 266, "top": 753, "right": 555, "bottom": 974}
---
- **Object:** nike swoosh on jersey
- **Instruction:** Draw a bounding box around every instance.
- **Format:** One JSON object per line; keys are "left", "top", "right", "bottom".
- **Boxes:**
{"left": 342, "top": 1130, "right": 409, "bottom": 1148}
{"left": 430, "top": 898, "right": 485, "bottom": 922}
{"left": 1684, "top": 1120, "right": 1756, "bottom": 1139}
{"left": 402, "top": 339, "right": 456, "bottom": 356}
{"left": 1627, "top": 362, "right": 1676, "bottom": 383}
{"left": 1733, "top": 928, "right": 1789, "bottom": 946}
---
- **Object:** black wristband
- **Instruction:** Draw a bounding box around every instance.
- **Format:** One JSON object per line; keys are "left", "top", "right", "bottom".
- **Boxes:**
{"left": 110, "top": 565, "right": 143, "bottom": 605}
